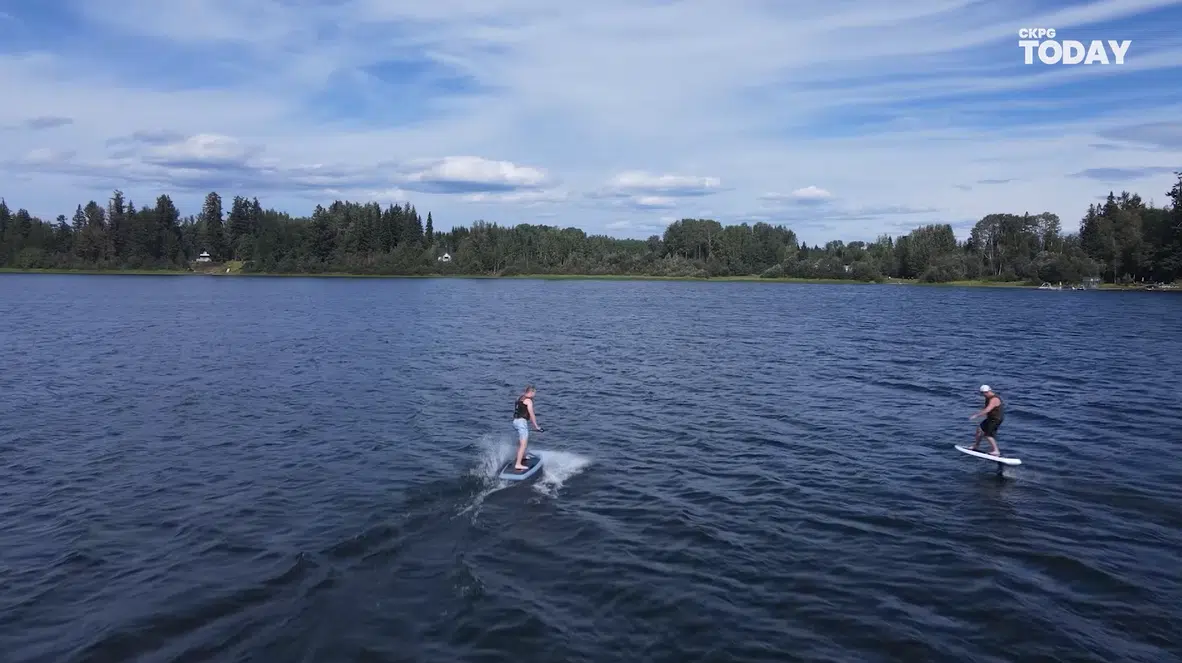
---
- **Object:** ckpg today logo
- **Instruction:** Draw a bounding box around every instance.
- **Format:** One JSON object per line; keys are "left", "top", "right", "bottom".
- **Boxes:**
{"left": 1018, "top": 28, "right": 1131, "bottom": 64}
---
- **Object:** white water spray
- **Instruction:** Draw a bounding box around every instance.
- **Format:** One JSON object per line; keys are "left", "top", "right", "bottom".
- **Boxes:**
{"left": 532, "top": 448, "right": 592, "bottom": 498}
{"left": 455, "top": 434, "right": 512, "bottom": 518}
{"left": 455, "top": 432, "right": 592, "bottom": 517}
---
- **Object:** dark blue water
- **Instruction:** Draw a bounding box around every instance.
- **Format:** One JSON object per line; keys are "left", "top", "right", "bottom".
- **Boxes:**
{"left": 1, "top": 274, "right": 1180, "bottom": 663}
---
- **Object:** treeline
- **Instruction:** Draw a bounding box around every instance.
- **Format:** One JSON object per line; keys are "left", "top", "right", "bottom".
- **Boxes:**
{"left": 2, "top": 173, "right": 1181, "bottom": 283}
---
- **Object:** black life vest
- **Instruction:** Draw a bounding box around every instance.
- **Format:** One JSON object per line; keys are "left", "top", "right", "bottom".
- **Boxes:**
{"left": 985, "top": 393, "right": 1004, "bottom": 421}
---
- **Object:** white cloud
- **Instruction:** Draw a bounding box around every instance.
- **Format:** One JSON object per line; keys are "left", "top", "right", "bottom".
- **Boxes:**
{"left": 792, "top": 186, "right": 832, "bottom": 202}
{"left": 141, "top": 134, "right": 259, "bottom": 168}
{"left": 605, "top": 171, "right": 721, "bottom": 195}
{"left": 586, "top": 170, "right": 722, "bottom": 211}
{"left": 0, "top": 0, "right": 1180, "bottom": 242}
{"left": 761, "top": 186, "right": 835, "bottom": 204}
{"left": 6, "top": 131, "right": 556, "bottom": 203}
{"left": 630, "top": 196, "right": 677, "bottom": 209}
{"left": 398, "top": 156, "right": 550, "bottom": 193}
{"left": 461, "top": 189, "right": 568, "bottom": 205}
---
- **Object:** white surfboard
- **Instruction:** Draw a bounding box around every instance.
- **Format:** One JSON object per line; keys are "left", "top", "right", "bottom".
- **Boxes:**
{"left": 955, "top": 445, "right": 1021, "bottom": 466}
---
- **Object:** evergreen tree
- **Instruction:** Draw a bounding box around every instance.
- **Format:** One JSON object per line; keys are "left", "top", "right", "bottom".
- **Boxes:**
{"left": 198, "top": 192, "right": 228, "bottom": 261}
{"left": 108, "top": 190, "right": 129, "bottom": 259}
{"left": 3, "top": 173, "right": 1182, "bottom": 283}
{"left": 226, "top": 195, "right": 250, "bottom": 258}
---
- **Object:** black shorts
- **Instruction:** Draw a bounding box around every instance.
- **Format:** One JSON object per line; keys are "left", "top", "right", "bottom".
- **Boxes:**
{"left": 980, "top": 418, "right": 1002, "bottom": 436}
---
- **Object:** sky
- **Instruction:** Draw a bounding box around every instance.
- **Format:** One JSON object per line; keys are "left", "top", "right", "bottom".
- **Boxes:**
{"left": 1, "top": 0, "right": 1180, "bottom": 245}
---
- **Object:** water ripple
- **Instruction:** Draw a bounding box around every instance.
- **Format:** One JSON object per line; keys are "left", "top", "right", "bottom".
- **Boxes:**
{"left": 0, "top": 275, "right": 1180, "bottom": 662}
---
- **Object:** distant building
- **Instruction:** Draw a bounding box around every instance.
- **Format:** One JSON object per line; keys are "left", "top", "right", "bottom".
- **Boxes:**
{"left": 437, "top": 252, "right": 452, "bottom": 262}
{"left": 196, "top": 251, "right": 212, "bottom": 263}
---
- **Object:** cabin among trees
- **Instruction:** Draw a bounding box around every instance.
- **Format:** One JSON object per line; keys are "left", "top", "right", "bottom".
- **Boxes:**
{"left": 1, "top": 174, "right": 1180, "bottom": 285}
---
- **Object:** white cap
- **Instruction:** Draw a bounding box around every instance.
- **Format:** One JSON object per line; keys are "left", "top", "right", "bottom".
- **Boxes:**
{"left": 979, "top": 385, "right": 991, "bottom": 392}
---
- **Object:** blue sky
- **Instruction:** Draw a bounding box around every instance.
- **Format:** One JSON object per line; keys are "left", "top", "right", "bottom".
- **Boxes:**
{"left": 1, "top": 0, "right": 1180, "bottom": 244}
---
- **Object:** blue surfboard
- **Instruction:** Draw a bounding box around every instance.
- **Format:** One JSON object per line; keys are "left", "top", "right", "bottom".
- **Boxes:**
{"left": 498, "top": 452, "right": 543, "bottom": 481}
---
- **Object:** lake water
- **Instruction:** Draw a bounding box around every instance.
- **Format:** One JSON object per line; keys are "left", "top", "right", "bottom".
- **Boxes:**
{"left": 1, "top": 274, "right": 1180, "bottom": 663}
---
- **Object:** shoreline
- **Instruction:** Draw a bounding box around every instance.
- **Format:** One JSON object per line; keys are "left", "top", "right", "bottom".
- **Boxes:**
{"left": 2, "top": 267, "right": 1171, "bottom": 290}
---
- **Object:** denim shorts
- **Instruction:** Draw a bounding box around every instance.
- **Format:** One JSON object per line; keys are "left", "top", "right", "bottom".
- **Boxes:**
{"left": 512, "top": 418, "right": 529, "bottom": 440}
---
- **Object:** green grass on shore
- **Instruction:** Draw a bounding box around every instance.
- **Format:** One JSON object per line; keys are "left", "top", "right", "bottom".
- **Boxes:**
{"left": 0, "top": 267, "right": 1028, "bottom": 287}
{"left": 3, "top": 266, "right": 1172, "bottom": 290}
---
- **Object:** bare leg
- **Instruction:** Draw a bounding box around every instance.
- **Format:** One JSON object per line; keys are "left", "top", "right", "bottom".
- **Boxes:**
{"left": 986, "top": 436, "right": 1000, "bottom": 456}
{"left": 969, "top": 427, "right": 982, "bottom": 451}
{"left": 514, "top": 437, "right": 528, "bottom": 470}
